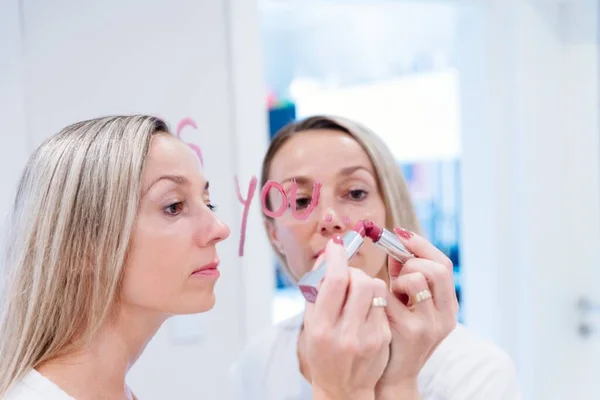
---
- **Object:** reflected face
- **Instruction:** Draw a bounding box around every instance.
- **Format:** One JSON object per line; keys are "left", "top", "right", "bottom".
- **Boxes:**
{"left": 121, "top": 134, "right": 230, "bottom": 316}
{"left": 266, "top": 129, "right": 388, "bottom": 281}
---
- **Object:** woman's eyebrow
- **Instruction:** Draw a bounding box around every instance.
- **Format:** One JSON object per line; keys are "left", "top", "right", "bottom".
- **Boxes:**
{"left": 280, "top": 166, "right": 373, "bottom": 186}
{"left": 338, "top": 165, "right": 371, "bottom": 177}
{"left": 142, "top": 175, "right": 190, "bottom": 197}
{"left": 280, "top": 176, "right": 312, "bottom": 186}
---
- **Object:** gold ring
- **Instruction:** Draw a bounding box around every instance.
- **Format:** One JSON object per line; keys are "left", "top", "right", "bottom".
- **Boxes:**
{"left": 412, "top": 289, "right": 433, "bottom": 304}
{"left": 371, "top": 296, "right": 387, "bottom": 308}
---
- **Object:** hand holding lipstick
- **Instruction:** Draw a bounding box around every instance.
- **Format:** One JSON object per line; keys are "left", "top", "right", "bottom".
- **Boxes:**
{"left": 375, "top": 228, "right": 458, "bottom": 399}
{"left": 303, "top": 236, "right": 392, "bottom": 400}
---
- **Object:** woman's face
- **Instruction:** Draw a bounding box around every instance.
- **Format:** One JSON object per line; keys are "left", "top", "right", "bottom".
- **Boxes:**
{"left": 121, "top": 134, "right": 230, "bottom": 316}
{"left": 266, "top": 129, "right": 388, "bottom": 282}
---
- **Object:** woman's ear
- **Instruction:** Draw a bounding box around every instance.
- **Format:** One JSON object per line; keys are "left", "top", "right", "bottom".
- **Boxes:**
{"left": 264, "top": 219, "right": 285, "bottom": 254}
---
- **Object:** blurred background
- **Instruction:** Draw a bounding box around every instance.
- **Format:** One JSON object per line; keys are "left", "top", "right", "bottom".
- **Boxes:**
{"left": 1, "top": 0, "right": 599, "bottom": 399}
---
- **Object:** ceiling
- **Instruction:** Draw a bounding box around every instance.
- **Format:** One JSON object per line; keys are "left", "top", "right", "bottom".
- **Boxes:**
{"left": 258, "top": 0, "right": 462, "bottom": 93}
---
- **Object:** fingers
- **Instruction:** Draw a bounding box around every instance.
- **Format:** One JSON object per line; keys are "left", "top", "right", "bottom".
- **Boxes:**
{"left": 390, "top": 272, "right": 435, "bottom": 318}
{"left": 359, "top": 277, "right": 392, "bottom": 360}
{"left": 393, "top": 228, "right": 453, "bottom": 271}
{"left": 382, "top": 285, "right": 411, "bottom": 330}
{"left": 342, "top": 268, "right": 375, "bottom": 325}
{"left": 341, "top": 274, "right": 391, "bottom": 362}
{"left": 306, "top": 237, "right": 350, "bottom": 327}
{"left": 365, "top": 278, "right": 392, "bottom": 342}
{"left": 400, "top": 258, "right": 456, "bottom": 314}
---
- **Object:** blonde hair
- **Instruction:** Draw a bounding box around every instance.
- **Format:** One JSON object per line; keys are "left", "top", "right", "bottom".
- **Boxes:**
{"left": 261, "top": 114, "right": 422, "bottom": 283}
{"left": 0, "top": 115, "right": 170, "bottom": 396}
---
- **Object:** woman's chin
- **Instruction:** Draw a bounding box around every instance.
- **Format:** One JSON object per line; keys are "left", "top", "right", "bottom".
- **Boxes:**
{"left": 174, "top": 293, "right": 216, "bottom": 315}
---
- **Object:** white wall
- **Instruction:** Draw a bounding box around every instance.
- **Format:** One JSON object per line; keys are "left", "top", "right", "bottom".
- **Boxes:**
{"left": 1, "top": 0, "right": 273, "bottom": 399}
{"left": 458, "top": 0, "right": 600, "bottom": 399}
{"left": 0, "top": 0, "right": 29, "bottom": 238}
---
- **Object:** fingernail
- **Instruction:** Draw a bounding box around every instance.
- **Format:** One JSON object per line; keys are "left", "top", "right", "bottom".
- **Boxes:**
{"left": 332, "top": 235, "right": 343, "bottom": 245}
{"left": 394, "top": 227, "right": 414, "bottom": 240}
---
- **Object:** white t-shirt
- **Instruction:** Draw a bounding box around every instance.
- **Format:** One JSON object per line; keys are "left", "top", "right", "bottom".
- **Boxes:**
{"left": 3, "top": 369, "right": 74, "bottom": 400}
{"left": 230, "top": 312, "right": 523, "bottom": 400}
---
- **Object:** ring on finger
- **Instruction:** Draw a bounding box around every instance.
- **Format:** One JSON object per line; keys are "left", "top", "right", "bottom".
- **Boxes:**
{"left": 371, "top": 296, "right": 387, "bottom": 308}
{"left": 410, "top": 289, "right": 432, "bottom": 306}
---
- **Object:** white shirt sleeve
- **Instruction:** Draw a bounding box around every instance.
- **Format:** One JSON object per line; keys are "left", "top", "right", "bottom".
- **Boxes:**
{"left": 419, "top": 326, "right": 523, "bottom": 400}
{"left": 438, "top": 349, "right": 520, "bottom": 400}
{"left": 229, "top": 325, "right": 280, "bottom": 400}
{"left": 229, "top": 313, "right": 311, "bottom": 400}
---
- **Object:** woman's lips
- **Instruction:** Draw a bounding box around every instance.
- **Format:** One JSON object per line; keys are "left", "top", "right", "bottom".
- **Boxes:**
{"left": 191, "top": 261, "right": 220, "bottom": 278}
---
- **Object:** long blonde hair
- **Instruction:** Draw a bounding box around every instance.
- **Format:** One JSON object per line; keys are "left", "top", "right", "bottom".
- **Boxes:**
{"left": 0, "top": 115, "right": 169, "bottom": 396}
{"left": 260, "top": 114, "right": 422, "bottom": 282}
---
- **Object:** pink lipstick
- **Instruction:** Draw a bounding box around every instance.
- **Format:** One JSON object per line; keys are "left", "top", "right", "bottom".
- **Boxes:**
{"left": 298, "top": 221, "right": 367, "bottom": 303}
{"left": 363, "top": 220, "right": 413, "bottom": 264}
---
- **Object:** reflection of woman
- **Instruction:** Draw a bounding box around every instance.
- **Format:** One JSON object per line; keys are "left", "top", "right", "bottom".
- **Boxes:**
{"left": 231, "top": 115, "right": 521, "bottom": 399}
{"left": 0, "top": 115, "right": 391, "bottom": 400}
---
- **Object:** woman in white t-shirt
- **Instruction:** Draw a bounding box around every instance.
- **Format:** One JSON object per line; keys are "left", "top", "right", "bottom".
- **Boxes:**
{"left": 0, "top": 115, "right": 402, "bottom": 400}
{"left": 231, "top": 115, "right": 523, "bottom": 400}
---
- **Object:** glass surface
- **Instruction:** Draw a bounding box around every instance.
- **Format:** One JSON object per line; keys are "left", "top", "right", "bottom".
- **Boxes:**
{"left": 261, "top": 0, "right": 464, "bottom": 324}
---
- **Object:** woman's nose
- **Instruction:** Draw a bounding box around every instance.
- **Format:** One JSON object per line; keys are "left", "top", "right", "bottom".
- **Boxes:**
{"left": 201, "top": 211, "right": 230, "bottom": 247}
{"left": 316, "top": 207, "right": 346, "bottom": 235}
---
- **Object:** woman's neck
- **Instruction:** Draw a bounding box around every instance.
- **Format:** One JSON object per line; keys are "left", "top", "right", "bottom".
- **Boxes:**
{"left": 37, "top": 305, "right": 166, "bottom": 399}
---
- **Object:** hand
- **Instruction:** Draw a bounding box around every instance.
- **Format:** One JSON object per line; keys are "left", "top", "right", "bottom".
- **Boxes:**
{"left": 376, "top": 228, "right": 458, "bottom": 397}
{"left": 303, "top": 236, "right": 392, "bottom": 400}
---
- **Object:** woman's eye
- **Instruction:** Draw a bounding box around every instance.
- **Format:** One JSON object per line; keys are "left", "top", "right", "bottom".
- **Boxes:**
{"left": 164, "top": 202, "right": 184, "bottom": 216}
{"left": 348, "top": 189, "right": 368, "bottom": 201}
{"left": 293, "top": 197, "right": 311, "bottom": 209}
{"left": 207, "top": 203, "right": 217, "bottom": 212}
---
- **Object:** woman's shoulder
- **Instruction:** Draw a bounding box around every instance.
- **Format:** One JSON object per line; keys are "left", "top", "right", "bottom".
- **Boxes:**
{"left": 419, "top": 323, "right": 522, "bottom": 399}
{"left": 4, "top": 369, "right": 75, "bottom": 400}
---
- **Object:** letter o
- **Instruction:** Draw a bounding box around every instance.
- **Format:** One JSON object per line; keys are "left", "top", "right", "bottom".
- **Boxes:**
{"left": 261, "top": 180, "right": 288, "bottom": 218}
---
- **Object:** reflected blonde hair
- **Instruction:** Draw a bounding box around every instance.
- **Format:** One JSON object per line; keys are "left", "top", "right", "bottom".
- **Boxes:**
{"left": 261, "top": 115, "right": 422, "bottom": 283}
{"left": 0, "top": 115, "right": 170, "bottom": 396}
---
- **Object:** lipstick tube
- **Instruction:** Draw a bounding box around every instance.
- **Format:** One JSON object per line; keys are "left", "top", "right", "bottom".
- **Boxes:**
{"left": 364, "top": 220, "right": 413, "bottom": 264}
{"left": 298, "top": 229, "right": 365, "bottom": 303}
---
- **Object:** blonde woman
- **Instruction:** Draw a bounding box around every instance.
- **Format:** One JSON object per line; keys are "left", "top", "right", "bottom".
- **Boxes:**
{"left": 0, "top": 115, "right": 393, "bottom": 400}
{"left": 231, "top": 115, "right": 522, "bottom": 400}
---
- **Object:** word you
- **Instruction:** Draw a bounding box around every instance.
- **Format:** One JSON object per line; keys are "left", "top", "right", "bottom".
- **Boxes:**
{"left": 168, "top": 116, "right": 344, "bottom": 257}
{"left": 235, "top": 176, "right": 321, "bottom": 256}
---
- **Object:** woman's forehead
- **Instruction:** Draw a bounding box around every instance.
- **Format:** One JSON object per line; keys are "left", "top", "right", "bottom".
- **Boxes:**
{"left": 143, "top": 135, "right": 206, "bottom": 184}
{"left": 269, "top": 130, "right": 374, "bottom": 182}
